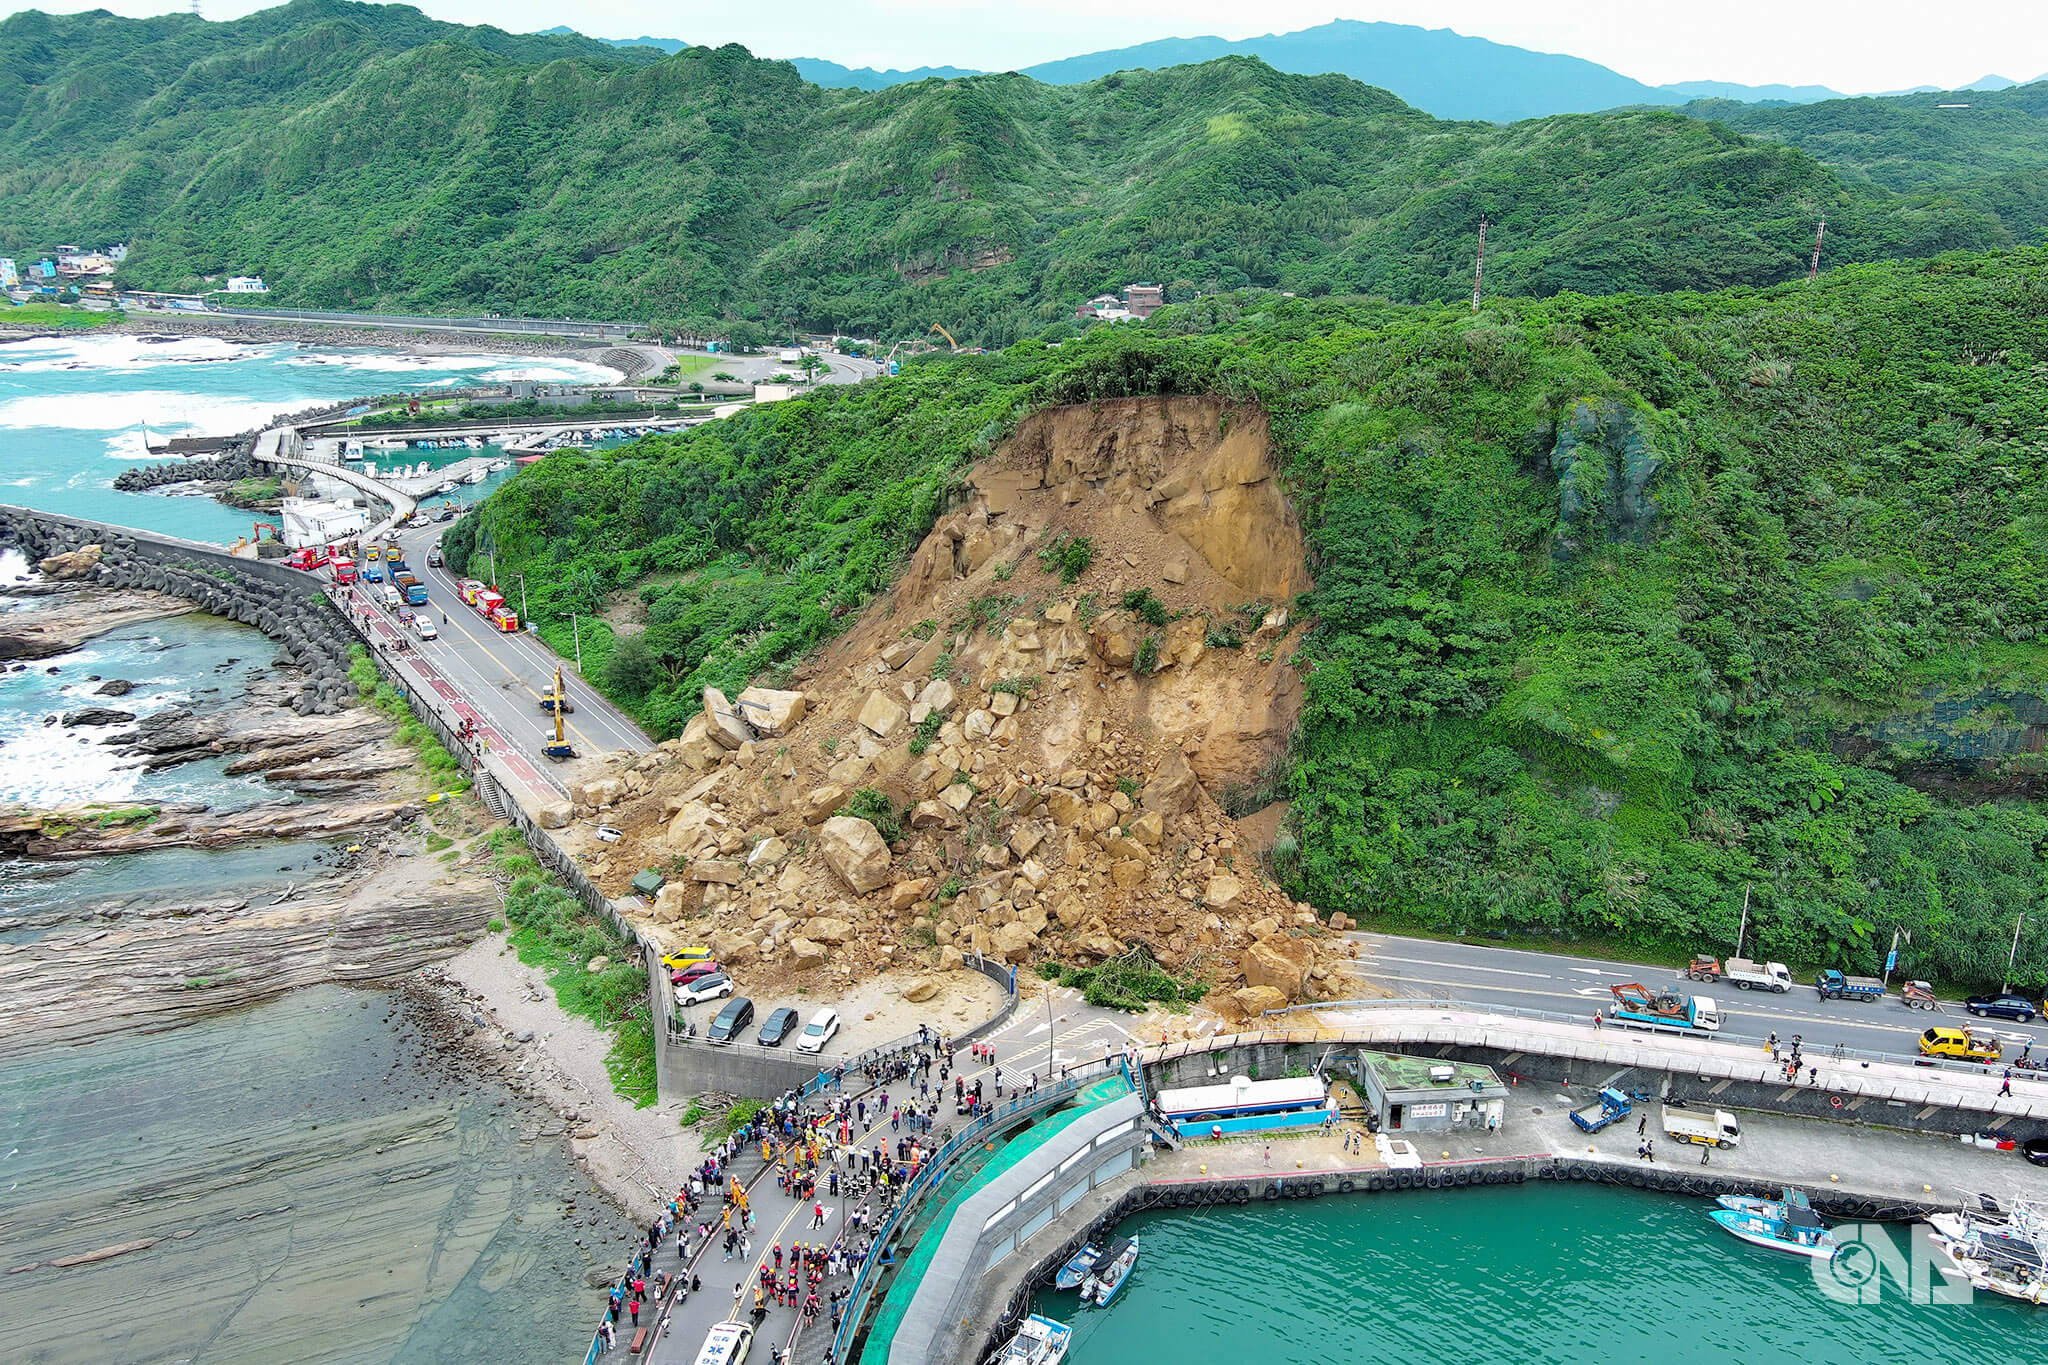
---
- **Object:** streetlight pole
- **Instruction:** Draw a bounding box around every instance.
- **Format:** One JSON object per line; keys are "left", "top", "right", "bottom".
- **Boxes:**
{"left": 2008, "top": 912, "right": 2028, "bottom": 989}
{"left": 566, "top": 612, "right": 583, "bottom": 675}
{"left": 514, "top": 571, "right": 528, "bottom": 623}
{"left": 1044, "top": 981, "right": 1055, "bottom": 1083}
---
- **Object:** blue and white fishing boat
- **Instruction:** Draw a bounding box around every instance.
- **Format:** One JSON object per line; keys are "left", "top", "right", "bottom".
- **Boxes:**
{"left": 1054, "top": 1242, "right": 1102, "bottom": 1291}
{"left": 996, "top": 1314, "right": 1072, "bottom": 1365}
{"left": 1081, "top": 1237, "right": 1139, "bottom": 1306}
{"left": 1708, "top": 1199, "right": 1838, "bottom": 1260}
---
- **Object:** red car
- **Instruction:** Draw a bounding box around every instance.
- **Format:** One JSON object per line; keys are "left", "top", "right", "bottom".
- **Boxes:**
{"left": 671, "top": 960, "right": 721, "bottom": 987}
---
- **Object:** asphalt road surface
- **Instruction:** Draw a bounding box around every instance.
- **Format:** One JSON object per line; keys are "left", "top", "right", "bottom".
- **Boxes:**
{"left": 346, "top": 517, "right": 653, "bottom": 765}
{"left": 1344, "top": 929, "right": 2048, "bottom": 1063}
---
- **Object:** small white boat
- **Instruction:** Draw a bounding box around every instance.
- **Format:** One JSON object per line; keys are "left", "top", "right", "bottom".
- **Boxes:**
{"left": 996, "top": 1314, "right": 1071, "bottom": 1365}
{"left": 368, "top": 438, "right": 405, "bottom": 450}
{"left": 463, "top": 466, "right": 488, "bottom": 484}
{"left": 464, "top": 436, "right": 484, "bottom": 448}
{"left": 1708, "top": 1204, "right": 1838, "bottom": 1260}
{"left": 1927, "top": 1199, "right": 2048, "bottom": 1304}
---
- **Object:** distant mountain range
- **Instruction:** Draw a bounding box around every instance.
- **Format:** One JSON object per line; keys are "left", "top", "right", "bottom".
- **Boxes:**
{"left": 538, "top": 19, "right": 2047, "bottom": 123}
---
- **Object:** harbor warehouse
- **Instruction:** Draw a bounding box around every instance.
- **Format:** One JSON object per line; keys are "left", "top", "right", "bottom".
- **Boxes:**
{"left": 1352, "top": 1051, "right": 1509, "bottom": 1134}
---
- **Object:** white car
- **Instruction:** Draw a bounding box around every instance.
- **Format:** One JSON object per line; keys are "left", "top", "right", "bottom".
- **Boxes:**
{"left": 795, "top": 1007, "right": 840, "bottom": 1054}
{"left": 412, "top": 616, "right": 438, "bottom": 640}
{"left": 593, "top": 825, "right": 622, "bottom": 844}
{"left": 675, "top": 972, "right": 735, "bottom": 1008}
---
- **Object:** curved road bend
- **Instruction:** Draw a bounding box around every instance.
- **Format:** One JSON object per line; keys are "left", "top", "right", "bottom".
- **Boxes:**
{"left": 1346, "top": 929, "right": 2048, "bottom": 1066}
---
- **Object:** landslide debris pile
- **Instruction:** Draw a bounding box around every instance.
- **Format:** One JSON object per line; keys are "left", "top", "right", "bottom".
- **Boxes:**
{"left": 564, "top": 397, "right": 1350, "bottom": 1015}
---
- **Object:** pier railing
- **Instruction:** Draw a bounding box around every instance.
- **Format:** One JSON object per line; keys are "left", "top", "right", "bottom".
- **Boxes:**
{"left": 829, "top": 1055, "right": 1141, "bottom": 1364}
{"left": 1255, "top": 995, "right": 2048, "bottom": 1086}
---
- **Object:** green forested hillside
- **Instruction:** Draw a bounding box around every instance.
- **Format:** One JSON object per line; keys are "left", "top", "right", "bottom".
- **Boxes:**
{"left": 1685, "top": 85, "right": 2048, "bottom": 242}
{"left": 450, "top": 248, "right": 2048, "bottom": 990}
{"left": 0, "top": 0, "right": 2023, "bottom": 343}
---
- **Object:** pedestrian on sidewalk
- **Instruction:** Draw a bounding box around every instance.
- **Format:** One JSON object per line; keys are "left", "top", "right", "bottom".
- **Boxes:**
{"left": 1636, "top": 1114, "right": 1646, "bottom": 1136}
{"left": 2001, "top": 1071, "right": 2014, "bottom": 1097}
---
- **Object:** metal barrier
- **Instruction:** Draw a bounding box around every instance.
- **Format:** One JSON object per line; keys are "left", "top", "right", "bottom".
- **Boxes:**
{"left": 829, "top": 1055, "right": 1141, "bottom": 1364}
{"left": 1258, "top": 996, "right": 2048, "bottom": 1085}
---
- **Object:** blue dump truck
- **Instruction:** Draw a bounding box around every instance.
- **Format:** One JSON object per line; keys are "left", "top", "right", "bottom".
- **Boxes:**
{"left": 1570, "top": 1088, "right": 1633, "bottom": 1133}
{"left": 1816, "top": 969, "right": 1887, "bottom": 1002}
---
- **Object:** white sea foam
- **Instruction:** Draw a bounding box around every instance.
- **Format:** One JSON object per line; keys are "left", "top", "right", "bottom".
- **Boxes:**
{"left": 0, "top": 390, "right": 326, "bottom": 435}
{"left": 0, "top": 334, "right": 268, "bottom": 373}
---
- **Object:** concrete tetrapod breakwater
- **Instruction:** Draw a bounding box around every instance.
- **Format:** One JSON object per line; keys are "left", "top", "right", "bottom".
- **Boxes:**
{"left": 0, "top": 505, "right": 359, "bottom": 714}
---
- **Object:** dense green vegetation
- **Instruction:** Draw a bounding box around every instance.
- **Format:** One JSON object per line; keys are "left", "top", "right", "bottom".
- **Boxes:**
{"left": 456, "top": 248, "right": 2048, "bottom": 992}
{"left": 1684, "top": 85, "right": 2048, "bottom": 245}
{"left": 0, "top": 0, "right": 2030, "bottom": 345}
{"left": 0, "top": 303, "right": 122, "bottom": 329}
{"left": 487, "top": 826, "right": 656, "bottom": 1105}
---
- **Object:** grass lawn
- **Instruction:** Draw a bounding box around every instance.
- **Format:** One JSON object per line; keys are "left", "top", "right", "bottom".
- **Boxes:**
{"left": 3, "top": 302, "right": 123, "bottom": 329}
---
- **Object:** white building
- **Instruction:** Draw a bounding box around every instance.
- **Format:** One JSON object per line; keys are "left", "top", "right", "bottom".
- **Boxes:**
{"left": 279, "top": 496, "right": 368, "bottom": 548}
{"left": 753, "top": 383, "right": 795, "bottom": 404}
{"left": 225, "top": 276, "right": 268, "bottom": 294}
{"left": 0, "top": 259, "right": 15, "bottom": 288}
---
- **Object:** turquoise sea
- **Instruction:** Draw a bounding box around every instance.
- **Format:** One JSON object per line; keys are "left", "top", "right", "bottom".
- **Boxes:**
{"left": 0, "top": 330, "right": 617, "bottom": 544}
{"left": 1059, "top": 1185, "right": 2037, "bottom": 1364}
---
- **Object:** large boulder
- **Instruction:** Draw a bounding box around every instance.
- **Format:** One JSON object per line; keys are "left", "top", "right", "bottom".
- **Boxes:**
{"left": 668, "top": 801, "right": 728, "bottom": 856}
{"left": 915, "top": 679, "right": 957, "bottom": 716}
{"left": 992, "top": 919, "right": 1038, "bottom": 962}
{"left": 819, "top": 815, "right": 892, "bottom": 894}
{"left": 702, "top": 687, "right": 756, "bottom": 749}
{"left": 1142, "top": 748, "right": 1201, "bottom": 816}
{"left": 789, "top": 938, "right": 829, "bottom": 969}
{"left": 736, "top": 686, "right": 807, "bottom": 737}
{"left": 804, "top": 916, "right": 854, "bottom": 945}
{"left": 38, "top": 544, "right": 102, "bottom": 580}
{"left": 856, "top": 690, "right": 908, "bottom": 738}
{"left": 1228, "top": 985, "right": 1289, "bottom": 1019}
{"left": 1203, "top": 875, "right": 1243, "bottom": 910}
{"left": 1243, "top": 934, "right": 1313, "bottom": 1002}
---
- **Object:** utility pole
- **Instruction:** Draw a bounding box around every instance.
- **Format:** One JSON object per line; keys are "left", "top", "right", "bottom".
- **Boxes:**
{"left": 1808, "top": 215, "right": 1826, "bottom": 283}
{"left": 514, "top": 571, "right": 528, "bottom": 623}
{"left": 566, "top": 612, "right": 583, "bottom": 674}
{"left": 1735, "top": 883, "right": 1751, "bottom": 960}
{"left": 2008, "top": 912, "right": 2028, "bottom": 989}
{"left": 1471, "top": 217, "right": 1488, "bottom": 312}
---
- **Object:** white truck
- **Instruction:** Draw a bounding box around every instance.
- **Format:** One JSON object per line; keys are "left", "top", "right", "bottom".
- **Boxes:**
{"left": 1661, "top": 1104, "right": 1742, "bottom": 1149}
{"left": 1687, "top": 955, "right": 1791, "bottom": 993}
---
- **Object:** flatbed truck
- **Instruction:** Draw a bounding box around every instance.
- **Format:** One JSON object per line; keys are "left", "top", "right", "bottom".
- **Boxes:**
{"left": 1662, "top": 1104, "right": 1741, "bottom": 1149}
{"left": 1608, "top": 983, "right": 1721, "bottom": 1034}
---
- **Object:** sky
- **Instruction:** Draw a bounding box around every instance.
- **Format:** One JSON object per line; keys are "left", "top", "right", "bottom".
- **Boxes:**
{"left": 4, "top": 0, "right": 2044, "bottom": 93}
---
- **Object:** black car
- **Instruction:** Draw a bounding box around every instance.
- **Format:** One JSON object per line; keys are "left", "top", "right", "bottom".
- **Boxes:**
{"left": 706, "top": 996, "right": 754, "bottom": 1045}
{"left": 1966, "top": 993, "right": 2040, "bottom": 1023}
{"left": 757, "top": 1007, "right": 800, "bottom": 1048}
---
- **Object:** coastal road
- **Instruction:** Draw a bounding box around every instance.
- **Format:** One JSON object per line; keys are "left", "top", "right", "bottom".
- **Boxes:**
{"left": 341, "top": 519, "right": 653, "bottom": 770}
{"left": 1344, "top": 930, "right": 2048, "bottom": 1064}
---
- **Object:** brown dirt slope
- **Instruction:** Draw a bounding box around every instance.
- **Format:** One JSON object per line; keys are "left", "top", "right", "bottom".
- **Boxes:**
{"left": 560, "top": 396, "right": 1353, "bottom": 1017}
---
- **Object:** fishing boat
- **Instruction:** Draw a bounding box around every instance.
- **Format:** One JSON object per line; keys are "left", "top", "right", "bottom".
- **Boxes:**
{"left": 1053, "top": 1243, "right": 1102, "bottom": 1291}
{"left": 463, "top": 466, "right": 489, "bottom": 484}
{"left": 464, "top": 436, "right": 484, "bottom": 449}
{"left": 1927, "top": 1197, "right": 2048, "bottom": 1304}
{"left": 1716, "top": 1186, "right": 1814, "bottom": 1220}
{"left": 1708, "top": 1200, "right": 1838, "bottom": 1260}
{"left": 996, "top": 1314, "right": 1071, "bottom": 1365}
{"left": 1081, "top": 1237, "right": 1139, "bottom": 1306}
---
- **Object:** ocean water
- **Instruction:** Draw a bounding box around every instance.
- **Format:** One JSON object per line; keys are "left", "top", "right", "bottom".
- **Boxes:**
{"left": 0, "top": 332, "right": 618, "bottom": 544}
{"left": 0, "top": 985, "right": 631, "bottom": 1365}
{"left": 1058, "top": 1186, "right": 2036, "bottom": 1364}
{"left": 0, "top": 339, "right": 632, "bottom": 1364}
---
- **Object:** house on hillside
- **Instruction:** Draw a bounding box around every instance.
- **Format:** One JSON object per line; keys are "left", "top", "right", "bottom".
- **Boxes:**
{"left": 225, "top": 276, "right": 268, "bottom": 294}
{"left": 1123, "top": 283, "right": 1165, "bottom": 317}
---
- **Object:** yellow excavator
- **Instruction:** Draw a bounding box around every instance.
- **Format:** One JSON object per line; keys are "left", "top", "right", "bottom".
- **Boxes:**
{"left": 929, "top": 323, "right": 960, "bottom": 351}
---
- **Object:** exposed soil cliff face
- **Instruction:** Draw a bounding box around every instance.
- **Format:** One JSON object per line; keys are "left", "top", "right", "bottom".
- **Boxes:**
{"left": 561, "top": 396, "right": 1347, "bottom": 1016}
